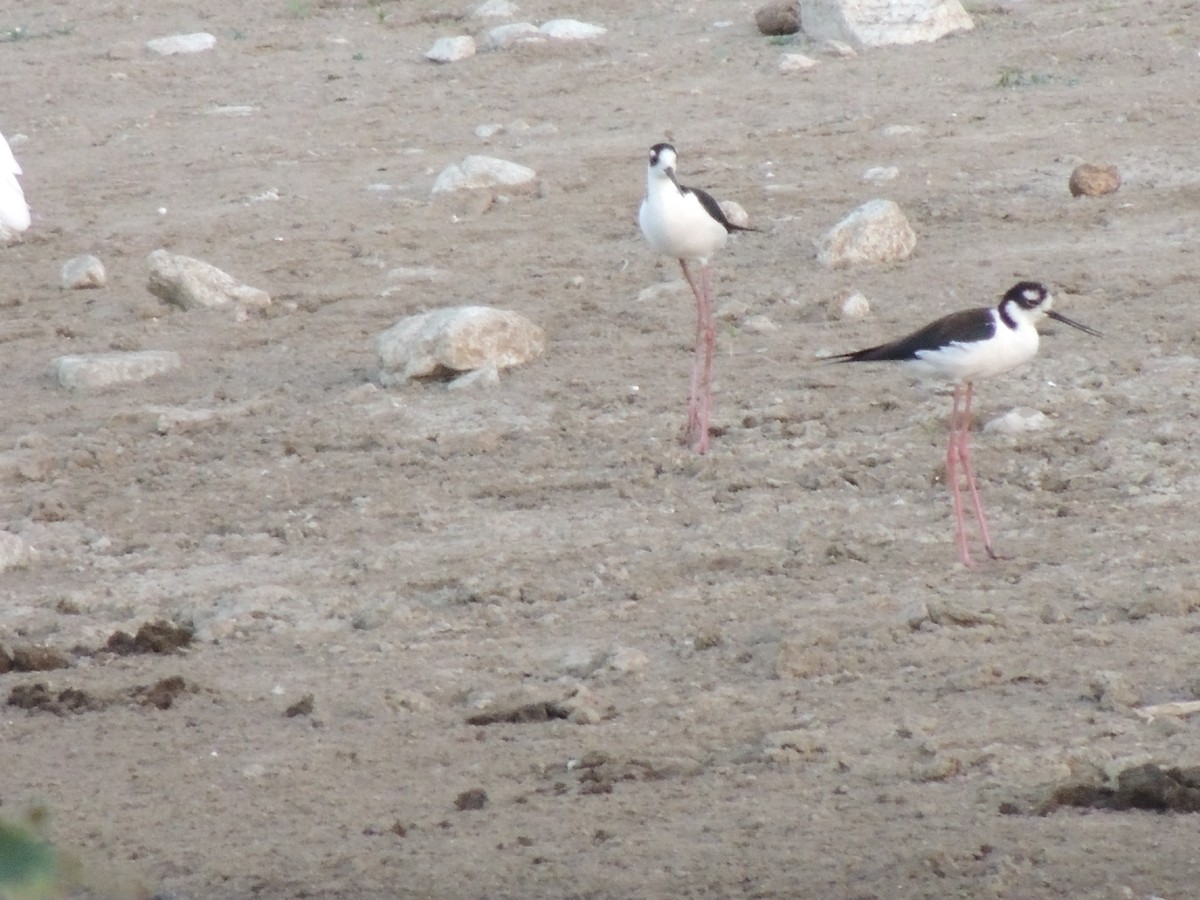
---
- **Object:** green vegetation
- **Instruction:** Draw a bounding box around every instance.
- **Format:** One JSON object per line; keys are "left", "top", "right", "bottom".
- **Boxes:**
{"left": 996, "top": 67, "right": 1057, "bottom": 88}
{"left": 0, "top": 811, "right": 63, "bottom": 899}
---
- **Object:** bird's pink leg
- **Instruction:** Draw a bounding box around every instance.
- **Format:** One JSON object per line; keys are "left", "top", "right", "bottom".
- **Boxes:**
{"left": 695, "top": 263, "right": 716, "bottom": 454}
{"left": 957, "top": 382, "right": 998, "bottom": 560}
{"left": 678, "top": 259, "right": 711, "bottom": 454}
{"left": 946, "top": 384, "right": 973, "bottom": 566}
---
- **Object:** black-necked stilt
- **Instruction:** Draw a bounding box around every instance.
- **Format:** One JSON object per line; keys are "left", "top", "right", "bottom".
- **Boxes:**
{"left": 0, "top": 131, "right": 30, "bottom": 239}
{"left": 830, "top": 281, "right": 1100, "bottom": 566}
{"left": 638, "top": 142, "right": 756, "bottom": 454}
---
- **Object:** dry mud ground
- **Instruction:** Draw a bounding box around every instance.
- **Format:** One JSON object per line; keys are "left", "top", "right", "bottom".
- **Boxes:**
{"left": 3, "top": 1, "right": 1200, "bottom": 897}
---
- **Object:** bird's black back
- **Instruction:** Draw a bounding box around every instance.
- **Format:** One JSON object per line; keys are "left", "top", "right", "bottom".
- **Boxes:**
{"left": 831, "top": 307, "right": 997, "bottom": 363}
{"left": 687, "top": 185, "right": 757, "bottom": 234}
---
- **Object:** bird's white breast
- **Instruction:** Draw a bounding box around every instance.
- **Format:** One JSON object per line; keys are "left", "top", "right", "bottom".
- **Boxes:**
{"left": 0, "top": 134, "right": 30, "bottom": 234}
{"left": 639, "top": 181, "right": 728, "bottom": 263}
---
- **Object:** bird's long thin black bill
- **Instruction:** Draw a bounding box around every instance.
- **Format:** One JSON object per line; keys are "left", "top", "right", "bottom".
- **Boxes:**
{"left": 1047, "top": 309, "right": 1102, "bottom": 337}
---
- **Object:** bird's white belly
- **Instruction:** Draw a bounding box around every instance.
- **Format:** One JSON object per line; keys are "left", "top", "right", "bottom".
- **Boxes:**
{"left": 639, "top": 192, "right": 728, "bottom": 262}
{"left": 910, "top": 323, "right": 1040, "bottom": 382}
{"left": 0, "top": 171, "right": 29, "bottom": 233}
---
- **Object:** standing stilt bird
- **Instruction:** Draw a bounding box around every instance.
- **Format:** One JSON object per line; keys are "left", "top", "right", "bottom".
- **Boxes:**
{"left": 830, "top": 281, "right": 1100, "bottom": 566}
{"left": 638, "top": 143, "right": 756, "bottom": 454}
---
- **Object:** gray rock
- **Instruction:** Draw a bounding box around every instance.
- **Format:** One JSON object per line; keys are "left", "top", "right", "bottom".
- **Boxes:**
{"left": 484, "top": 22, "right": 545, "bottom": 49}
{"left": 425, "top": 35, "right": 476, "bottom": 63}
{"left": 719, "top": 199, "right": 751, "bottom": 229}
{"left": 539, "top": 19, "right": 606, "bottom": 40}
{"left": 818, "top": 38, "right": 857, "bottom": 57}
{"left": 60, "top": 254, "right": 106, "bottom": 290}
{"left": 431, "top": 155, "right": 537, "bottom": 195}
{"left": 473, "top": 0, "right": 519, "bottom": 17}
{"left": 53, "top": 350, "right": 182, "bottom": 390}
{"left": 779, "top": 53, "right": 818, "bottom": 73}
{"left": 147, "top": 249, "right": 271, "bottom": 310}
{"left": 982, "top": 408, "right": 1049, "bottom": 434}
{"left": 385, "top": 266, "right": 448, "bottom": 283}
{"left": 831, "top": 291, "right": 871, "bottom": 320}
{"left": 1091, "top": 670, "right": 1139, "bottom": 710}
{"left": 0, "top": 532, "right": 32, "bottom": 571}
{"left": 376, "top": 306, "right": 545, "bottom": 385}
{"left": 800, "top": 0, "right": 973, "bottom": 50}
{"left": 862, "top": 165, "right": 899, "bottom": 182}
{"left": 145, "top": 33, "right": 216, "bottom": 56}
{"left": 816, "top": 199, "right": 916, "bottom": 268}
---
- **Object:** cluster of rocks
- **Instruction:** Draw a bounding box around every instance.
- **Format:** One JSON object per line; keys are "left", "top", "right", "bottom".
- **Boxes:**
{"left": 45, "top": 242, "right": 545, "bottom": 398}
{"left": 425, "top": 2, "right": 606, "bottom": 64}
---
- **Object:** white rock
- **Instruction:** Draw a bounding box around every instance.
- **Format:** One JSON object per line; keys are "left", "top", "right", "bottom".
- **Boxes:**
{"left": 801, "top": 0, "right": 973, "bottom": 50}
{"left": 0, "top": 532, "right": 32, "bottom": 571}
{"left": 818, "top": 39, "right": 857, "bottom": 57}
{"left": 560, "top": 646, "right": 608, "bottom": 678}
{"left": 833, "top": 291, "right": 871, "bottom": 320}
{"left": 385, "top": 266, "right": 447, "bottom": 283}
{"left": 473, "top": 0, "right": 519, "bottom": 17}
{"left": 376, "top": 306, "right": 545, "bottom": 384}
{"left": 605, "top": 645, "right": 649, "bottom": 675}
{"left": 146, "top": 249, "right": 271, "bottom": 310}
{"left": 540, "top": 19, "right": 606, "bottom": 40}
{"left": 863, "top": 166, "right": 899, "bottom": 182}
{"left": 205, "top": 105, "right": 257, "bottom": 117}
{"left": 425, "top": 35, "right": 476, "bottom": 63}
{"left": 743, "top": 314, "right": 780, "bottom": 333}
{"left": 60, "top": 255, "right": 106, "bottom": 289}
{"left": 816, "top": 199, "right": 916, "bottom": 268}
{"left": 484, "top": 22, "right": 545, "bottom": 49}
{"left": 779, "top": 53, "right": 818, "bottom": 73}
{"left": 982, "top": 407, "right": 1050, "bottom": 434}
{"left": 53, "top": 351, "right": 182, "bottom": 390}
{"left": 719, "top": 200, "right": 751, "bottom": 229}
{"left": 431, "top": 155, "right": 537, "bottom": 195}
{"left": 474, "top": 123, "right": 504, "bottom": 139}
{"left": 881, "top": 124, "right": 922, "bottom": 137}
{"left": 145, "top": 32, "right": 216, "bottom": 56}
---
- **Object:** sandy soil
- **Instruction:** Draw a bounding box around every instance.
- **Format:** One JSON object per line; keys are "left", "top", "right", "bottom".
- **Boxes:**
{"left": 3, "top": 1, "right": 1200, "bottom": 897}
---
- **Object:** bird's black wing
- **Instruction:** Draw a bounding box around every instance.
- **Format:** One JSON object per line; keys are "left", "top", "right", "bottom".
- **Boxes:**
{"left": 830, "top": 307, "right": 996, "bottom": 363}
{"left": 686, "top": 185, "right": 757, "bottom": 234}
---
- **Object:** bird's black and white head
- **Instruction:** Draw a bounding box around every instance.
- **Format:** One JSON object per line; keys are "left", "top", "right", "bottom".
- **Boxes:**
{"left": 646, "top": 142, "right": 680, "bottom": 189}
{"left": 999, "top": 281, "right": 1101, "bottom": 335}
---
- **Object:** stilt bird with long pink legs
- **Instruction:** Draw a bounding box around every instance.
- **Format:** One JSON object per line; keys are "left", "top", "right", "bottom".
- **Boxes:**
{"left": 831, "top": 281, "right": 1099, "bottom": 566}
{"left": 638, "top": 143, "right": 756, "bottom": 454}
